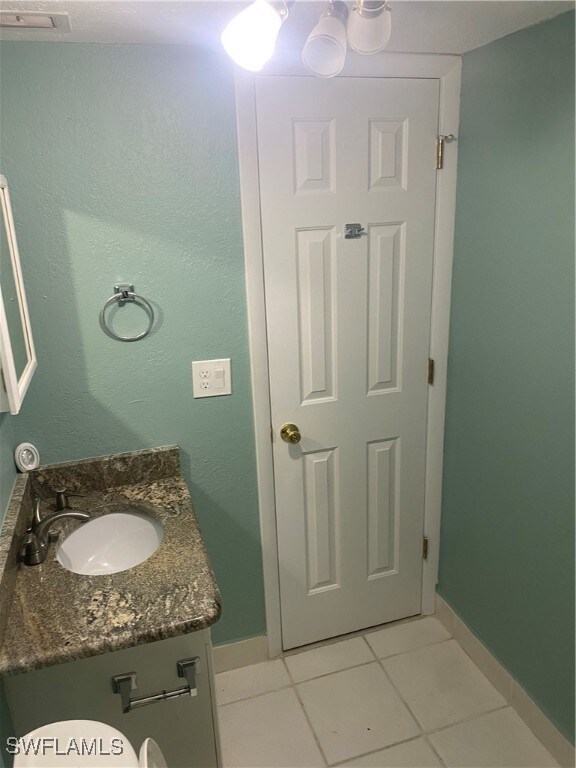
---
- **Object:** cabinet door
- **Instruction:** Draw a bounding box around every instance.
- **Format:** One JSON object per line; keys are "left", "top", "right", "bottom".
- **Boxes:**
{"left": 5, "top": 631, "right": 221, "bottom": 768}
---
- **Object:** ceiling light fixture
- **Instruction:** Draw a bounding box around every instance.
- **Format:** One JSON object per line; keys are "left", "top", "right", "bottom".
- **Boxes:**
{"left": 347, "top": 0, "right": 391, "bottom": 55}
{"left": 221, "top": 0, "right": 288, "bottom": 73}
{"left": 302, "top": 1, "right": 349, "bottom": 78}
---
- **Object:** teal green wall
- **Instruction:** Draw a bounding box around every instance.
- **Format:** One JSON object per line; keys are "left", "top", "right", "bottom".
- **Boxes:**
{"left": 439, "top": 12, "right": 575, "bottom": 743}
{"left": 0, "top": 42, "right": 265, "bottom": 646}
{"left": 0, "top": 414, "right": 16, "bottom": 523}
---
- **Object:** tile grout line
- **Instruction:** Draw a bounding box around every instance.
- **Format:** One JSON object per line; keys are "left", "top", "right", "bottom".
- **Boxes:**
{"left": 217, "top": 681, "right": 294, "bottom": 708}
{"left": 364, "top": 627, "right": 452, "bottom": 768}
{"left": 275, "top": 618, "right": 450, "bottom": 667}
{"left": 420, "top": 732, "right": 449, "bottom": 768}
{"left": 327, "top": 734, "right": 434, "bottom": 768}
{"left": 233, "top": 630, "right": 451, "bottom": 691}
{"left": 288, "top": 658, "right": 432, "bottom": 768}
{"left": 359, "top": 632, "right": 377, "bottom": 658}
{"left": 368, "top": 627, "right": 559, "bottom": 765}
{"left": 361, "top": 631, "right": 429, "bottom": 742}
{"left": 360, "top": 635, "right": 444, "bottom": 768}
{"left": 366, "top": 635, "right": 453, "bottom": 662}
{"left": 217, "top": 625, "right": 482, "bottom": 697}
{"left": 281, "top": 613, "right": 427, "bottom": 658}
{"left": 217, "top": 650, "right": 380, "bottom": 706}
{"left": 295, "top": 634, "right": 439, "bottom": 768}
{"left": 367, "top": 635, "right": 449, "bottom": 768}
{"left": 281, "top": 656, "right": 330, "bottom": 768}
{"left": 425, "top": 702, "right": 512, "bottom": 738}
{"left": 287, "top": 657, "right": 379, "bottom": 685}
{"left": 374, "top": 656, "right": 426, "bottom": 736}
{"left": 376, "top": 648, "right": 514, "bottom": 740}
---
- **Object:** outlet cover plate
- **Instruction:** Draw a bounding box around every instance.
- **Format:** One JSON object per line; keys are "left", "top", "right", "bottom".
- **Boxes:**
{"left": 192, "top": 359, "right": 232, "bottom": 398}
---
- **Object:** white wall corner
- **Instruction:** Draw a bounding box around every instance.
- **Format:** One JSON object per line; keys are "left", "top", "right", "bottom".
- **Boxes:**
{"left": 434, "top": 592, "right": 455, "bottom": 636}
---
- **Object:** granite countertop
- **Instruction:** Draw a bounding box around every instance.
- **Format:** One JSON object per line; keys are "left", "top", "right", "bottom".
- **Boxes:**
{"left": 0, "top": 447, "right": 221, "bottom": 677}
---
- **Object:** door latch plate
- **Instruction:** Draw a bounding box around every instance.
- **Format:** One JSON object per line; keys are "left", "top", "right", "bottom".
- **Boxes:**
{"left": 345, "top": 223, "right": 366, "bottom": 239}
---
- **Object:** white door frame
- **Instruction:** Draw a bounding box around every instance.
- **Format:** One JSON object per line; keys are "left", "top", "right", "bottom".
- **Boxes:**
{"left": 234, "top": 53, "right": 462, "bottom": 658}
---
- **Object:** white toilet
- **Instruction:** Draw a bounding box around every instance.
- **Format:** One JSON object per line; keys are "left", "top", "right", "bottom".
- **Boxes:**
{"left": 13, "top": 720, "right": 168, "bottom": 768}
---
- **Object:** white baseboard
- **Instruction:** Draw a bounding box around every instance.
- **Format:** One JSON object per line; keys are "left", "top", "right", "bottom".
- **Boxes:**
{"left": 435, "top": 594, "right": 575, "bottom": 768}
{"left": 212, "top": 635, "right": 269, "bottom": 674}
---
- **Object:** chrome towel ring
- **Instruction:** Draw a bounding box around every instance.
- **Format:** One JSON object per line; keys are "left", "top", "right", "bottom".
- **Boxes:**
{"left": 100, "top": 284, "right": 154, "bottom": 342}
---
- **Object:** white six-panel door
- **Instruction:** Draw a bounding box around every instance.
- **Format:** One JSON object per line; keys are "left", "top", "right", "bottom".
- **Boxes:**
{"left": 255, "top": 76, "right": 440, "bottom": 649}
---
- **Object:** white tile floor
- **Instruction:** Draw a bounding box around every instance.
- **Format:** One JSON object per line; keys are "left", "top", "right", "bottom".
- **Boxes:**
{"left": 216, "top": 617, "right": 559, "bottom": 768}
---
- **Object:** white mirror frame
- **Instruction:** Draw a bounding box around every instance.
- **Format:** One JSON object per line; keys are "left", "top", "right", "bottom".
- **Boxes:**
{"left": 0, "top": 174, "right": 36, "bottom": 415}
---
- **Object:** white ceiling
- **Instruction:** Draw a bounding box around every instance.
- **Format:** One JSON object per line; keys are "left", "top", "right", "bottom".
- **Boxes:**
{"left": 0, "top": 0, "right": 573, "bottom": 55}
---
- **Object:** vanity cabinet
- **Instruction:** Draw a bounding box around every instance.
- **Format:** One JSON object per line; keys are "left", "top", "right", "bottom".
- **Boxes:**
{"left": 4, "top": 629, "right": 221, "bottom": 768}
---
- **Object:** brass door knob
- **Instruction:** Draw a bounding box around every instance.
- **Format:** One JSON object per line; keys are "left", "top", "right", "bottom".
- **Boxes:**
{"left": 280, "top": 423, "right": 301, "bottom": 444}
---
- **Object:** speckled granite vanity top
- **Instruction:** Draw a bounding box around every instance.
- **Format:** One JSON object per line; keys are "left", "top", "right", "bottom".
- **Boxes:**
{"left": 0, "top": 447, "right": 221, "bottom": 676}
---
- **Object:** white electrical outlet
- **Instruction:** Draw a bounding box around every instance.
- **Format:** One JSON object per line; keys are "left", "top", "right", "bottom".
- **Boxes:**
{"left": 192, "top": 359, "right": 232, "bottom": 398}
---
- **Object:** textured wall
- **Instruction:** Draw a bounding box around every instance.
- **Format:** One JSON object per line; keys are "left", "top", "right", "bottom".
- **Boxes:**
{"left": 0, "top": 414, "right": 16, "bottom": 523}
{"left": 439, "top": 13, "right": 575, "bottom": 742}
{"left": 0, "top": 42, "right": 265, "bottom": 645}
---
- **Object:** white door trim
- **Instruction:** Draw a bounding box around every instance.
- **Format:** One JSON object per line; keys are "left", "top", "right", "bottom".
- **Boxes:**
{"left": 234, "top": 53, "right": 462, "bottom": 658}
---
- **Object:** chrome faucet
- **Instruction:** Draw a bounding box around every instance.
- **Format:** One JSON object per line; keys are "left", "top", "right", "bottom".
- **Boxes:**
{"left": 21, "top": 491, "right": 90, "bottom": 566}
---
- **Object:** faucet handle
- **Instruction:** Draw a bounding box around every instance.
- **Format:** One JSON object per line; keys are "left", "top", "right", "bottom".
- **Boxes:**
{"left": 31, "top": 496, "right": 63, "bottom": 542}
{"left": 30, "top": 496, "right": 57, "bottom": 542}
{"left": 54, "top": 487, "right": 85, "bottom": 511}
{"left": 54, "top": 488, "right": 70, "bottom": 511}
{"left": 33, "top": 496, "right": 43, "bottom": 526}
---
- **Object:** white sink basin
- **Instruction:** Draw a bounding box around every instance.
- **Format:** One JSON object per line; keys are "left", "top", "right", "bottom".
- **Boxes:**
{"left": 57, "top": 512, "right": 164, "bottom": 576}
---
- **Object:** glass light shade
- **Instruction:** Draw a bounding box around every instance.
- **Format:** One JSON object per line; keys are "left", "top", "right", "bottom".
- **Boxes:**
{"left": 302, "top": 8, "right": 348, "bottom": 78}
{"left": 347, "top": 4, "right": 391, "bottom": 55}
{"left": 221, "top": 0, "right": 283, "bottom": 72}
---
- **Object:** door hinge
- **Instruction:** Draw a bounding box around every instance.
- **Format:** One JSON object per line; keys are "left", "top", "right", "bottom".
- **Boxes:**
{"left": 427, "top": 358, "right": 435, "bottom": 385}
{"left": 423, "top": 536, "right": 429, "bottom": 560}
{"left": 436, "top": 134, "right": 455, "bottom": 170}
